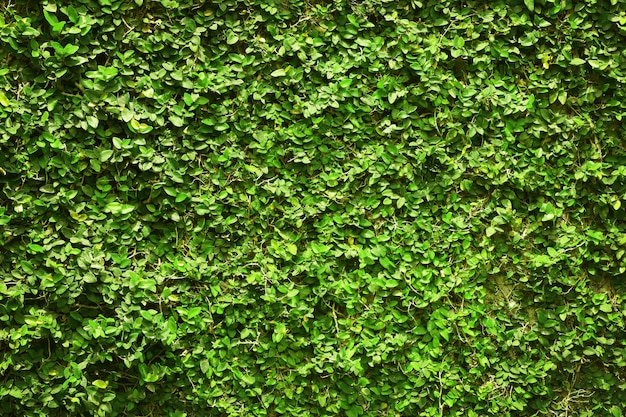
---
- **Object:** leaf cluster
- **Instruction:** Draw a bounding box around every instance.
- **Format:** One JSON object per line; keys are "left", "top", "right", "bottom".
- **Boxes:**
{"left": 1, "top": 0, "right": 626, "bottom": 416}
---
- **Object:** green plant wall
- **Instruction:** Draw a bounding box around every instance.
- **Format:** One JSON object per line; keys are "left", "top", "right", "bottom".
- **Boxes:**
{"left": 1, "top": 0, "right": 626, "bottom": 416}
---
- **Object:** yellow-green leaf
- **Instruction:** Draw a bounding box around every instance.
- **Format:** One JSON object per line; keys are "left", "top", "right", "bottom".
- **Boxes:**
{"left": 0, "top": 91, "right": 10, "bottom": 107}
{"left": 271, "top": 69, "right": 287, "bottom": 77}
{"left": 93, "top": 379, "right": 109, "bottom": 389}
{"left": 129, "top": 119, "right": 153, "bottom": 134}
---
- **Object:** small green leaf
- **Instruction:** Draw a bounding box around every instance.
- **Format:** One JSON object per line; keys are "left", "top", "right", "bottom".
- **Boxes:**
{"left": 273, "top": 323, "right": 286, "bottom": 343}
{"left": 121, "top": 108, "right": 134, "bottom": 123}
{"left": 0, "top": 91, "right": 10, "bottom": 107}
{"left": 98, "top": 66, "right": 118, "bottom": 81}
{"left": 43, "top": 9, "right": 59, "bottom": 25}
{"left": 93, "top": 379, "right": 109, "bottom": 389}
{"left": 612, "top": 199, "right": 621, "bottom": 210}
{"left": 28, "top": 243, "right": 45, "bottom": 253}
{"left": 379, "top": 257, "right": 395, "bottom": 271}
{"left": 187, "top": 306, "right": 202, "bottom": 319}
{"left": 270, "top": 69, "right": 287, "bottom": 77}
{"left": 226, "top": 31, "right": 239, "bottom": 45}
{"left": 40, "top": 184, "right": 55, "bottom": 194}
{"left": 63, "top": 44, "right": 79, "bottom": 56}
{"left": 526, "top": 94, "right": 535, "bottom": 110}
{"left": 100, "top": 149, "right": 114, "bottom": 162}
{"left": 524, "top": 0, "right": 534, "bottom": 11}
{"left": 200, "top": 360, "right": 210, "bottom": 374}
{"left": 175, "top": 192, "right": 188, "bottom": 203}
{"left": 86, "top": 116, "right": 99, "bottom": 129}
{"left": 287, "top": 243, "right": 298, "bottom": 255}
{"left": 129, "top": 119, "right": 153, "bottom": 134}
{"left": 599, "top": 304, "right": 613, "bottom": 313}
{"left": 311, "top": 242, "right": 330, "bottom": 254}
{"left": 570, "top": 58, "right": 585, "bottom": 65}
{"left": 486, "top": 226, "right": 496, "bottom": 237}
{"left": 8, "top": 388, "right": 23, "bottom": 399}
{"left": 169, "top": 115, "right": 184, "bottom": 127}
{"left": 241, "top": 374, "right": 256, "bottom": 385}
{"left": 105, "top": 202, "right": 135, "bottom": 215}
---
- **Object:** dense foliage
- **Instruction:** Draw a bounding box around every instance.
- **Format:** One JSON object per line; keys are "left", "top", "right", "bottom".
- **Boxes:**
{"left": 1, "top": 0, "right": 626, "bottom": 415}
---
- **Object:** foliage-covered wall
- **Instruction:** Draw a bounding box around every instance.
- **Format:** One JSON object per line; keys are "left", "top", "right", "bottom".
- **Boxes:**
{"left": 1, "top": 0, "right": 626, "bottom": 415}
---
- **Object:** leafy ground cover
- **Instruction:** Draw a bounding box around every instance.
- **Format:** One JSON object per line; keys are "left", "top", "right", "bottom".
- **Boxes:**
{"left": 1, "top": 0, "right": 626, "bottom": 415}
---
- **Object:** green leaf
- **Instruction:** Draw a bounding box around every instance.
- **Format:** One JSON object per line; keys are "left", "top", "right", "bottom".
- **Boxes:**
{"left": 28, "top": 243, "right": 45, "bottom": 253}
{"left": 200, "top": 360, "right": 210, "bottom": 374}
{"left": 100, "top": 149, "right": 114, "bottom": 162}
{"left": 43, "top": 9, "right": 59, "bottom": 26}
{"left": 91, "top": 66, "right": 119, "bottom": 82}
{"left": 379, "top": 257, "right": 395, "bottom": 271}
{"left": 570, "top": 58, "right": 585, "bottom": 65}
{"left": 187, "top": 307, "right": 202, "bottom": 319}
{"left": 8, "top": 388, "right": 23, "bottom": 399}
{"left": 53, "top": 43, "right": 79, "bottom": 57}
{"left": 311, "top": 242, "right": 331, "bottom": 254}
{"left": 140, "top": 310, "right": 153, "bottom": 321}
{"left": 346, "top": 406, "right": 362, "bottom": 417}
{"left": 169, "top": 115, "right": 184, "bottom": 127}
{"left": 534, "top": 254, "right": 553, "bottom": 266}
{"left": 270, "top": 69, "right": 287, "bottom": 77}
{"left": 93, "top": 380, "right": 109, "bottom": 389}
{"left": 613, "top": 199, "right": 621, "bottom": 210}
{"left": 526, "top": 94, "right": 535, "bottom": 110}
{"left": 86, "top": 116, "right": 99, "bottom": 129}
{"left": 226, "top": 31, "right": 239, "bottom": 45}
{"left": 129, "top": 119, "right": 154, "bottom": 134}
{"left": 287, "top": 243, "right": 298, "bottom": 255}
{"left": 273, "top": 323, "right": 286, "bottom": 343}
{"left": 599, "top": 304, "right": 613, "bottom": 313}
{"left": 39, "top": 184, "right": 55, "bottom": 194}
{"left": 240, "top": 374, "right": 255, "bottom": 385}
{"left": 524, "top": 0, "right": 534, "bottom": 11}
{"left": 105, "top": 202, "right": 135, "bottom": 215}
{"left": 121, "top": 108, "right": 134, "bottom": 123}
{"left": 0, "top": 91, "right": 10, "bottom": 107}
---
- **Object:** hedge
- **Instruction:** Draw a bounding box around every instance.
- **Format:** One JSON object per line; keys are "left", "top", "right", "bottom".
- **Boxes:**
{"left": 1, "top": 0, "right": 626, "bottom": 416}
